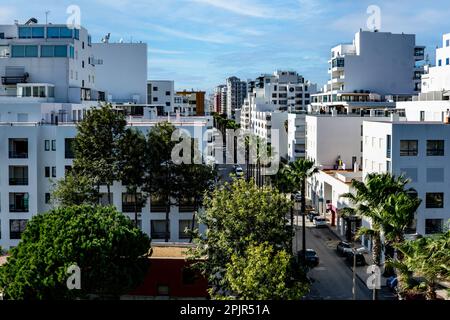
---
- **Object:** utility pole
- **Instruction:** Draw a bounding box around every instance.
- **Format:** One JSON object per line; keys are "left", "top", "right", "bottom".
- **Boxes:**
{"left": 352, "top": 247, "right": 357, "bottom": 300}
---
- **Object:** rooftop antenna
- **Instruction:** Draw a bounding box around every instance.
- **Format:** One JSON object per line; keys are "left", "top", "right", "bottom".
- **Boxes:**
{"left": 45, "top": 11, "right": 50, "bottom": 25}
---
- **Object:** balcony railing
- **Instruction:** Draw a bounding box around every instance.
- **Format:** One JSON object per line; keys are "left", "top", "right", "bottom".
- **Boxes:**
{"left": 150, "top": 204, "right": 166, "bottom": 212}
{"left": 121, "top": 203, "right": 142, "bottom": 213}
{"left": 1, "top": 75, "right": 28, "bottom": 85}
{"left": 9, "top": 151, "right": 28, "bottom": 159}
{"left": 152, "top": 231, "right": 169, "bottom": 239}
{"left": 9, "top": 205, "right": 29, "bottom": 212}
{"left": 9, "top": 178, "right": 28, "bottom": 186}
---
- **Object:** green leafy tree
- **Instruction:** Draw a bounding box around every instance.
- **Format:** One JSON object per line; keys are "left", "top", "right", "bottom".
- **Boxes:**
{"left": 221, "top": 242, "right": 309, "bottom": 300}
{"left": 117, "top": 128, "right": 148, "bottom": 226}
{"left": 190, "top": 179, "right": 295, "bottom": 297}
{"left": 73, "top": 103, "right": 127, "bottom": 204}
{"left": 0, "top": 205, "right": 151, "bottom": 300}
{"left": 51, "top": 172, "right": 99, "bottom": 207}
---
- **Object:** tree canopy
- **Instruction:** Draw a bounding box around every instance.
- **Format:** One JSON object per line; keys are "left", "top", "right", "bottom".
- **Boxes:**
{"left": 0, "top": 205, "right": 151, "bottom": 300}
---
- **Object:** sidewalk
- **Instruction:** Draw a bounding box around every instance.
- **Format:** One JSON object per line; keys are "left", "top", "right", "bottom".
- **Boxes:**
{"left": 326, "top": 223, "right": 392, "bottom": 293}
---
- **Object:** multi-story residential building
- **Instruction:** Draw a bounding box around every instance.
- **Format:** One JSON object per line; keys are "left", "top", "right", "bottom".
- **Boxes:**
{"left": 213, "top": 84, "right": 226, "bottom": 114}
{"left": 93, "top": 42, "right": 147, "bottom": 104}
{"left": 421, "top": 33, "right": 450, "bottom": 93}
{"left": 287, "top": 112, "right": 306, "bottom": 161}
{"left": 226, "top": 76, "right": 246, "bottom": 119}
{"left": 362, "top": 118, "right": 450, "bottom": 237}
{"left": 240, "top": 71, "right": 316, "bottom": 161}
{"left": 0, "top": 20, "right": 212, "bottom": 249}
{"left": 176, "top": 90, "right": 205, "bottom": 116}
{"left": 147, "top": 80, "right": 175, "bottom": 115}
{"left": 251, "top": 110, "right": 288, "bottom": 160}
{"left": 311, "top": 30, "right": 425, "bottom": 114}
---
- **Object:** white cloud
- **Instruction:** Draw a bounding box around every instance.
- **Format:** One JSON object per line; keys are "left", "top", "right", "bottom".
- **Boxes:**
{"left": 148, "top": 47, "right": 184, "bottom": 55}
{"left": 151, "top": 24, "right": 238, "bottom": 44}
{"left": 190, "top": 0, "right": 276, "bottom": 18}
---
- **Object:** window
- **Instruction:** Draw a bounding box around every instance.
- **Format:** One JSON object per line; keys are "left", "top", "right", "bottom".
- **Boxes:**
{"left": 153, "top": 97, "right": 158, "bottom": 102}
{"left": 9, "top": 219, "right": 28, "bottom": 239}
{"left": 9, "top": 138, "right": 28, "bottom": 158}
{"left": 47, "top": 27, "right": 60, "bottom": 38}
{"left": 74, "top": 29, "right": 80, "bottom": 40}
{"left": 420, "top": 111, "right": 425, "bottom": 121}
{"left": 386, "top": 161, "right": 391, "bottom": 172}
{"left": 151, "top": 220, "right": 168, "bottom": 239}
{"left": 51, "top": 140, "right": 56, "bottom": 151}
{"left": 165, "top": 91, "right": 171, "bottom": 96}
{"left": 447, "top": 39, "right": 450, "bottom": 47}
{"left": 150, "top": 194, "right": 166, "bottom": 212}
{"left": 386, "top": 134, "right": 391, "bottom": 158}
{"left": 59, "top": 27, "right": 73, "bottom": 38}
{"left": 400, "top": 140, "right": 418, "bottom": 156}
{"left": 69, "top": 46, "right": 75, "bottom": 59}
{"left": 425, "top": 192, "right": 444, "bottom": 208}
{"left": 447, "top": 58, "right": 450, "bottom": 66}
{"left": 65, "top": 138, "right": 76, "bottom": 158}
{"left": 45, "top": 139, "right": 50, "bottom": 151}
{"left": 153, "top": 86, "right": 158, "bottom": 91}
{"left": 179, "top": 219, "right": 196, "bottom": 239}
{"left": 400, "top": 168, "right": 418, "bottom": 182}
{"left": 9, "top": 166, "right": 28, "bottom": 186}
{"left": 426, "top": 168, "right": 444, "bottom": 183}
{"left": 45, "top": 193, "right": 51, "bottom": 204}
{"left": 82, "top": 60, "right": 85, "bottom": 68}
{"left": 427, "top": 140, "right": 444, "bottom": 156}
{"left": 52, "top": 166, "right": 56, "bottom": 178}
{"left": 121, "top": 193, "right": 142, "bottom": 213}
{"left": 45, "top": 166, "right": 50, "bottom": 178}
{"left": 425, "top": 219, "right": 443, "bottom": 234}
{"left": 11, "top": 45, "right": 38, "bottom": 57}
{"left": 41, "top": 45, "right": 68, "bottom": 58}
{"left": 9, "top": 193, "right": 29, "bottom": 212}
{"left": 438, "top": 59, "right": 442, "bottom": 67}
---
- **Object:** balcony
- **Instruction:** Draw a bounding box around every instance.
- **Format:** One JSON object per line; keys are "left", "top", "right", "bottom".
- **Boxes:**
{"left": 9, "top": 138, "right": 28, "bottom": 159}
{"left": 1, "top": 75, "right": 28, "bottom": 85}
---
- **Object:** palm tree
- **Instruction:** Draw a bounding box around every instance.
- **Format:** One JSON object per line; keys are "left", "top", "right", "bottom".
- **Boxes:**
{"left": 391, "top": 230, "right": 450, "bottom": 299}
{"left": 283, "top": 159, "right": 318, "bottom": 259}
{"left": 341, "top": 173, "right": 416, "bottom": 266}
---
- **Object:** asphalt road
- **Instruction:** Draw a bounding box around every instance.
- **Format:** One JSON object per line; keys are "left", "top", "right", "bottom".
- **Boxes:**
{"left": 295, "top": 219, "right": 372, "bottom": 300}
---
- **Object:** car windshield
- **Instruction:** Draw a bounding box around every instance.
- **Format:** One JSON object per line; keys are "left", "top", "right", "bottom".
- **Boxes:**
{"left": 305, "top": 250, "right": 316, "bottom": 256}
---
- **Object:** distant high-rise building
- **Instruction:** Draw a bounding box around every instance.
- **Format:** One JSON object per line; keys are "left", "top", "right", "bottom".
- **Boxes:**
{"left": 226, "top": 76, "right": 247, "bottom": 119}
{"left": 213, "top": 84, "right": 226, "bottom": 114}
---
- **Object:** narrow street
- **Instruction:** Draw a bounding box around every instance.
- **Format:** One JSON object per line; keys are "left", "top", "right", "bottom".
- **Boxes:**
{"left": 294, "top": 217, "right": 372, "bottom": 300}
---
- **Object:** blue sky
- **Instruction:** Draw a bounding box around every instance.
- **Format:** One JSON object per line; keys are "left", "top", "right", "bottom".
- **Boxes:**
{"left": 1, "top": 0, "right": 449, "bottom": 92}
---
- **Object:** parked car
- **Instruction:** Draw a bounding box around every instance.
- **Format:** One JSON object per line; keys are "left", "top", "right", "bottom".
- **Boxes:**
{"left": 313, "top": 217, "right": 328, "bottom": 228}
{"left": 345, "top": 251, "right": 366, "bottom": 266}
{"left": 308, "top": 211, "right": 320, "bottom": 222}
{"left": 336, "top": 241, "right": 352, "bottom": 256}
{"left": 234, "top": 166, "right": 244, "bottom": 177}
{"left": 293, "top": 191, "right": 302, "bottom": 202}
{"left": 298, "top": 249, "right": 319, "bottom": 268}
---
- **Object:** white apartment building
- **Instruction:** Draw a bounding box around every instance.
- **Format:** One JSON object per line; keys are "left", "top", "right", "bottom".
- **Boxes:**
{"left": 0, "top": 20, "right": 212, "bottom": 249}
{"left": 287, "top": 112, "right": 306, "bottom": 161}
{"left": 363, "top": 119, "right": 450, "bottom": 236}
{"left": 147, "top": 80, "right": 175, "bottom": 115}
{"left": 226, "top": 76, "right": 246, "bottom": 119}
{"left": 93, "top": 42, "right": 147, "bottom": 104}
{"left": 421, "top": 33, "right": 450, "bottom": 93}
{"left": 240, "top": 71, "right": 316, "bottom": 161}
{"left": 311, "top": 30, "right": 425, "bottom": 114}
{"left": 251, "top": 110, "right": 288, "bottom": 160}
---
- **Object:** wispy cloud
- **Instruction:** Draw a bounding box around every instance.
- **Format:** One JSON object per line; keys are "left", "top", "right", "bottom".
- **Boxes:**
{"left": 148, "top": 47, "right": 185, "bottom": 55}
{"left": 151, "top": 24, "right": 238, "bottom": 44}
{"left": 190, "top": 0, "right": 277, "bottom": 18}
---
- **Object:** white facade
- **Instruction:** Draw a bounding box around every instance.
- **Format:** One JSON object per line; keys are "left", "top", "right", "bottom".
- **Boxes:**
{"left": 287, "top": 112, "right": 306, "bottom": 161}
{"left": 147, "top": 80, "right": 175, "bottom": 114}
{"left": 93, "top": 43, "right": 147, "bottom": 104}
{"left": 311, "top": 30, "right": 425, "bottom": 113}
{"left": 421, "top": 33, "right": 450, "bottom": 93}
{"left": 226, "top": 76, "right": 246, "bottom": 119}
{"left": 251, "top": 110, "right": 288, "bottom": 160}
{"left": 363, "top": 120, "right": 450, "bottom": 236}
